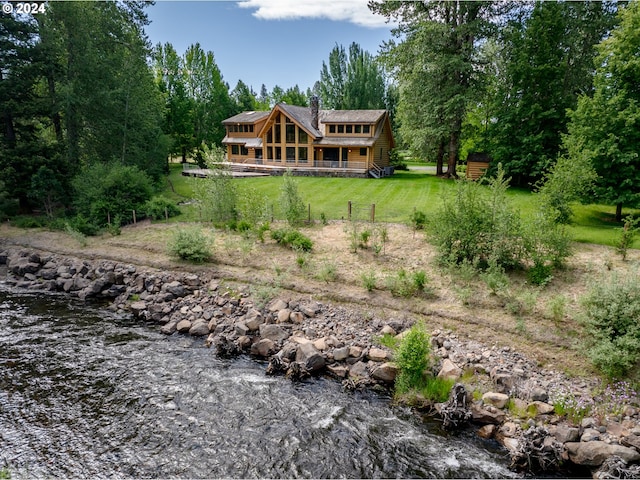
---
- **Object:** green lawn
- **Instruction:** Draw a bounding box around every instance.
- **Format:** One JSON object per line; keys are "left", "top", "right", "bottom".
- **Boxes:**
{"left": 163, "top": 163, "right": 638, "bottom": 248}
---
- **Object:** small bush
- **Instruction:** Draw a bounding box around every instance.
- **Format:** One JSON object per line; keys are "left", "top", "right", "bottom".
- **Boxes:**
{"left": 410, "top": 210, "right": 427, "bottom": 230}
{"left": 385, "top": 269, "right": 430, "bottom": 298}
{"left": 480, "top": 257, "right": 509, "bottom": 295}
{"left": 616, "top": 215, "right": 639, "bottom": 261}
{"left": 144, "top": 196, "right": 180, "bottom": 220}
{"left": 580, "top": 272, "right": 640, "bottom": 378}
{"left": 361, "top": 270, "right": 377, "bottom": 292}
{"left": 271, "top": 228, "right": 313, "bottom": 252}
{"left": 316, "top": 260, "right": 338, "bottom": 283}
{"left": 11, "top": 215, "right": 47, "bottom": 228}
{"left": 279, "top": 170, "right": 306, "bottom": 226}
{"left": 376, "top": 332, "right": 399, "bottom": 350}
{"left": 547, "top": 294, "right": 566, "bottom": 324}
{"left": 168, "top": 227, "right": 212, "bottom": 263}
{"left": 528, "top": 261, "right": 554, "bottom": 286}
{"left": 394, "top": 322, "right": 432, "bottom": 395}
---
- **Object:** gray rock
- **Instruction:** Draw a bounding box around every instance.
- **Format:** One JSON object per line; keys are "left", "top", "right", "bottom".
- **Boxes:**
{"left": 176, "top": 319, "right": 192, "bottom": 333}
{"left": 528, "top": 401, "right": 555, "bottom": 416}
{"left": 348, "top": 361, "right": 369, "bottom": 379}
{"left": 251, "top": 338, "right": 275, "bottom": 357}
{"left": 268, "top": 299, "right": 288, "bottom": 312}
{"left": 438, "top": 358, "right": 463, "bottom": 380}
{"left": 295, "top": 342, "right": 325, "bottom": 372}
{"left": 581, "top": 428, "right": 601, "bottom": 442}
{"left": 471, "top": 404, "right": 506, "bottom": 425}
{"left": 482, "top": 392, "right": 509, "bottom": 409}
{"left": 277, "top": 309, "right": 291, "bottom": 323}
{"left": 235, "top": 322, "right": 249, "bottom": 336}
{"left": 189, "top": 320, "right": 210, "bottom": 336}
{"left": 621, "top": 435, "right": 640, "bottom": 450}
{"left": 564, "top": 441, "right": 640, "bottom": 466}
{"left": 530, "top": 387, "right": 549, "bottom": 402}
{"left": 259, "top": 324, "right": 289, "bottom": 343}
{"left": 554, "top": 425, "right": 580, "bottom": 444}
{"left": 160, "top": 319, "right": 179, "bottom": 335}
{"left": 371, "top": 362, "right": 398, "bottom": 383}
{"left": 478, "top": 424, "right": 496, "bottom": 439}
{"left": 333, "top": 346, "right": 350, "bottom": 362}
{"left": 130, "top": 301, "right": 147, "bottom": 317}
{"left": 367, "top": 347, "right": 388, "bottom": 362}
{"left": 245, "top": 309, "right": 264, "bottom": 331}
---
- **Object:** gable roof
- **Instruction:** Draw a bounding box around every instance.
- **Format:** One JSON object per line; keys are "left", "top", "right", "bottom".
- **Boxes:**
{"left": 278, "top": 103, "right": 322, "bottom": 138}
{"left": 321, "top": 110, "right": 386, "bottom": 124}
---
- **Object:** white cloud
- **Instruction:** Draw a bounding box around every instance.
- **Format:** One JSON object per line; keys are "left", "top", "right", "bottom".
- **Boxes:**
{"left": 236, "top": 0, "right": 393, "bottom": 28}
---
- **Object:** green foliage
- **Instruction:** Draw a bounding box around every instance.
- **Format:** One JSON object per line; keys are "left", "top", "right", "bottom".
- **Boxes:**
{"left": 72, "top": 163, "right": 154, "bottom": 228}
{"left": 315, "top": 260, "right": 338, "bottom": 283}
{"left": 564, "top": 1, "right": 640, "bottom": 221}
{"left": 270, "top": 228, "right": 313, "bottom": 252}
{"left": 66, "top": 214, "right": 100, "bottom": 237}
{"left": 432, "top": 165, "right": 523, "bottom": 270}
{"left": 480, "top": 256, "right": 509, "bottom": 295}
{"left": 420, "top": 377, "right": 455, "bottom": 404}
{"left": 385, "top": 269, "right": 430, "bottom": 298}
{"left": 410, "top": 210, "right": 427, "bottom": 230}
{"left": 394, "top": 322, "right": 432, "bottom": 395}
{"left": 547, "top": 294, "right": 567, "bottom": 324}
{"left": 527, "top": 262, "right": 554, "bottom": 286}
{"left": 279, "top": 170, "right": 307, "bottom": 227}
{"left": 360, "top": 270, "right": 377, "bottom": 292}
{"left": 318, "top": 42, "right": 387, "bottom": 110}
{"left": 168, "top": 226, "right": 212, "bottom": 263}
{"left": 29, "top": 166, "right": 65, "bottom": 218}
{"left": 11, "top": 216, "right": 47, "bottom": 229}
{"left": 194, "top": 145, "right": 238, "bottom": 223}
{"left": 581, "top": 272, "right": 640, "bottom": 378}
{"left": 616, "top": 216, "right": 640, "bottom": 261}
{"left": 488, "top": 1, "right": 616, "bottom": 187}
{"left": 376, "top": 332, "right": 399, "bottom": 350}
{"left": 238, "top": 185, "right": 269, "bottom": 229}
{"left": 144, "top": 196, "right": 180, "bottom": 220}
{"left": 0, "top": 467, "right": 10, "bottom": 479}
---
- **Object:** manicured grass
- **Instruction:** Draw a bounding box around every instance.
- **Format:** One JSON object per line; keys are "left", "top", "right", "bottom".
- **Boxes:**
{"left": 164, "top": 163, "right": 639, "bottom": 248}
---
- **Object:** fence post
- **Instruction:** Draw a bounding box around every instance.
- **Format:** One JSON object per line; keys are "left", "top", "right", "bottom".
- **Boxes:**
{"left": 107, "top": 211, "right": 111, "bottom": 226}
{"left": 132, "top": 209, "right": 137, "bottom": 225}
{"left": 165, "top": 207, "right": 169, "bottom": 221}
{"left": 348, "top": 201, "right": 352, "bottom": 221}
{"left": 371, "top": 203, "right": 376, "bottom": 223}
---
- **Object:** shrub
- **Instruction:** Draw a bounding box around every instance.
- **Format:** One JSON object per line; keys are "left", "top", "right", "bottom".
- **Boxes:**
{"left": 528, "top": 261, "right": 554, "bottom": 286}
{"left": 316, "top": 260, "right": 338, "bottom": 283}
{"left": 279, "top": 170, "right": 306, "bottom": 226}
{"left": 361, "top": 270, "right": 377, "bottom": 292}
{"left": 431, "top": 164, "right": 523, "bottom": 270}
{"left": 11, "top": 215, "right": 47, "bottom": 228}
{"left": 168, "top": 227, "right": 212, "bottom": 263}
{"left": 270, "top": 228, "right": 313, "bottom": 252}
{"left": 410, "top": 210, "right": 427, "bottom": 230}
{"left": 238, "top": 185, "right": 269, "bottom": 229}
{"left": 72, "top": 162, "right": 154, "bottom": 228}
{"left": 144, "top": 196, "right": 180, "bottom": 220}
{"left": 616, "top": 215, "right": 639, "bottom": 261}
{"left": 385, "top": 269, "right": 430, "bottom": 298}
{"left": 193, "top": 145, "right": 238, "bottom": 223}
{"left": 580, "top": 272, "right": 640, "bottom": 378}
{"left": 394, "top": 322, "right": 432, "bottom": 395}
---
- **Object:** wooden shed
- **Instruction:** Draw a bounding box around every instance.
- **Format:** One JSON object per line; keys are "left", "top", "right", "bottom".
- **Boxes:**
{"left": 466, "top": 153, "right": 491, "bottom": 180}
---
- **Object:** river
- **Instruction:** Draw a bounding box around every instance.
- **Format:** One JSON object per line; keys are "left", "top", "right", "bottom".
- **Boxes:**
{"left": 0, "top": 285, "right": 516, "bottom": 478}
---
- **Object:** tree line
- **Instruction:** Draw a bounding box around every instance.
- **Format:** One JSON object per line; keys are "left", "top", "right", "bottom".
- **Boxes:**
{"left": 371, "top": 0, "right": 639, "bottom": 219}
{"left": 1, "top": 0, "right": 638, "bottom": 223}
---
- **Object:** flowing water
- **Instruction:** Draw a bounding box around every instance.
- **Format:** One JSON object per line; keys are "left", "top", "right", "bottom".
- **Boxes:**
{"left": 0, "top": 285, "right": 517, "bottom": 478}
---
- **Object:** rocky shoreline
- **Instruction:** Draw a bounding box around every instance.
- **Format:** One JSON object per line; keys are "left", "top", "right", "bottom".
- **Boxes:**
{"left": 2, "top": 246, "right": 639, "bottom": 478}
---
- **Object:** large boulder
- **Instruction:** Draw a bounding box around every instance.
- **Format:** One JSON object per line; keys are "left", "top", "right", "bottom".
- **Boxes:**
{"left": 259, "top": 324, "right": 289, "bottom": 343}
{"left": 438, "top": 359, "right": 463, "bottom": 381}
{"left": 371, "top": 362, "right": 398, "bottom": 383}
{"left": 295, "top": 342, "right": 325, "bottom": 373}
{"left": 482, "top": 392, "right": 509, "bottom": 409}
{"left": 564, "top": 442, "right": 640, "bottom": 467}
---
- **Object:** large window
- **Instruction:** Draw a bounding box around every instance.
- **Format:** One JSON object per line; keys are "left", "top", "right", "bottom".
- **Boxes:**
{"left": 275, "top": 147, "right": 282, "bottom": 161}
{"left": 286, "top": 124, "right": 295, "bottom": 143}
{"left": 241, "top": 146, "right": 249, "bottom": 156}
{"left": 360, "top": 148, "right": 367, "bottom": 156}
{"left": 286, "top": 147, "right": 295, "bottom": 162}
{"left": 363, "top": 125, "right": 370, "bottom": 134}
{"left": 231, "top": 145, "right": 239, "bottom": 155}
{"left": 274, "top": 124, "right": 281, "bottom": 144}
{"left": 298, "top": 129, "right": 308, "bottom": 144}
{"left": 298, "top": 147, "right": 308, "bottom": 163}
{"left": 329, "top": 125, "right": 336, "bottom": 134}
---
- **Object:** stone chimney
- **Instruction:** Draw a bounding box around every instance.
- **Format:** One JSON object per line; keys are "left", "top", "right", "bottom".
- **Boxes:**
{"left": 310, "top": 95, "right": 319, "bottom": 130}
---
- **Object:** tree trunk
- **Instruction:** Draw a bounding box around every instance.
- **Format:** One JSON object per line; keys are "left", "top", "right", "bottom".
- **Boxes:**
{"left": 436, "top": 141, "right": 445, "bottom": 176}
{"left": 182, "top": 146, "right": 187, "bottom": 163}
{"left": 616, "top": 203, "right": 623, "bottom": 222}
{"left": 446, "top": 131, "right": 459, "bottom": 179}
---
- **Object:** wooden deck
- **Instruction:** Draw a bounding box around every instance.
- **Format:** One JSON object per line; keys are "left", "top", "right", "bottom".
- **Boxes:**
{"left": 182, "top": 162, "right": 370, "bottom": 178}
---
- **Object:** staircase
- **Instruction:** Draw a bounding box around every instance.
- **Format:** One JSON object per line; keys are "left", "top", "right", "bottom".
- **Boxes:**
{"left": 368, "top": 162, "right": 383, "bottom": 178}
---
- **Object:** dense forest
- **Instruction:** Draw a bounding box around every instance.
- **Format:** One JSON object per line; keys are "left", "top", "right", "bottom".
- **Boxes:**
{"left": 1, "top": 0, "right": 638, "bottom": 227}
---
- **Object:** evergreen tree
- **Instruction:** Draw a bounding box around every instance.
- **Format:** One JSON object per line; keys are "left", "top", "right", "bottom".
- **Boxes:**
{"left": 564, "top": 1, "right": 640, "bottom": 221}
{"left": 488, "top": 1, "right": 617, "bottom": 187}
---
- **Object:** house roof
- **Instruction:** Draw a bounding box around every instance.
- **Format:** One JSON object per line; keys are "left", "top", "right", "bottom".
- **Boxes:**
{"left": 320, "top": 109, "right": 386, "bottom": 124}
{"left": 222, "top": 111, "right": 270, "bottom": 124}
{"left": 223, "top": 104, "right": 393, "bottom": 149}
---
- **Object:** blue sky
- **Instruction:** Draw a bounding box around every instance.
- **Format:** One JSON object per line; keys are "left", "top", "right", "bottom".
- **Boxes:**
{"left": 145, "top": 1, "right": 395, "bottom": 94}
